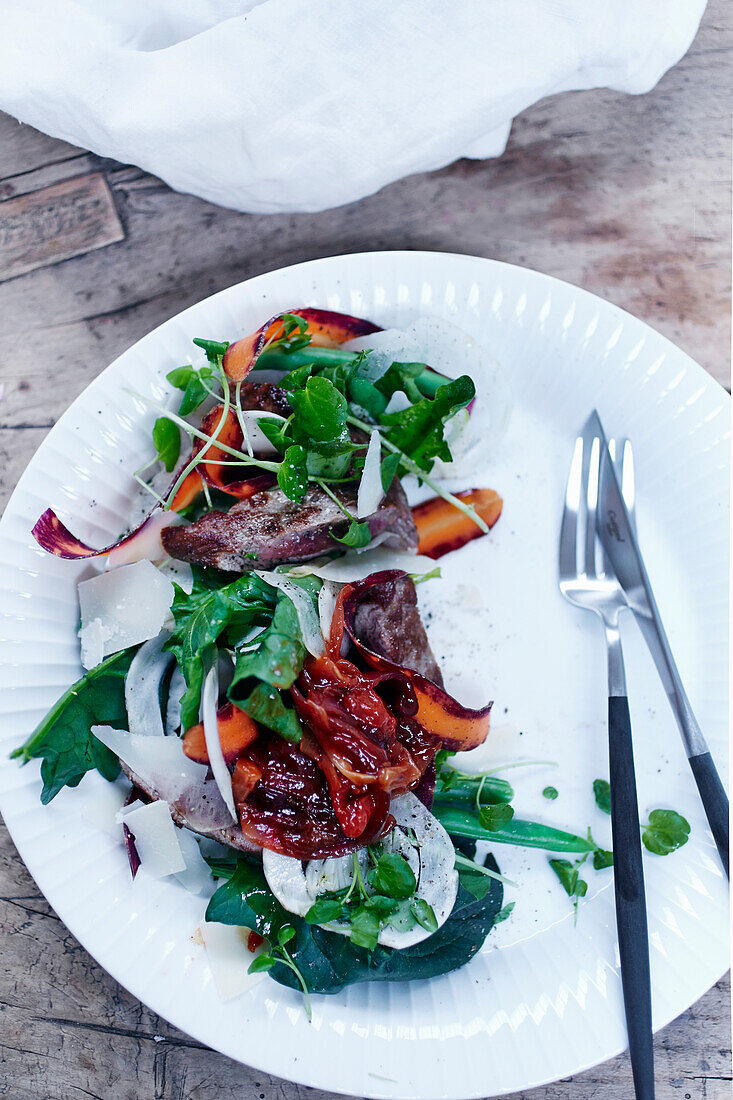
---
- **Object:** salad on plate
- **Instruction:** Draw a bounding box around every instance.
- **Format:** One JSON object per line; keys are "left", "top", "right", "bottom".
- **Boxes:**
{"left": 12, "top": 308, "right": 690, "bottom": 1013}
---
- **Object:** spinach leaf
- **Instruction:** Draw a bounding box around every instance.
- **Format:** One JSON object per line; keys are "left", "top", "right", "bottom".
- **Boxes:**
{"left": 593, "top": 778, "right": 611, "bottom": 815}
{"left": 11, "top": 648, "right": 136, "bottom": 803}
{"left": 235, "top": 682, "right": 303, "bottom": 743}
{"left": 380, "top": 375, "right": 474, "bottom": 473}
{"left": 205, "top": 858, "right": 289, "bottom": 938}
{"left": 642, "top": 809, "right": 690, "bottom": 855}
{"left": 152, "top": 417, "right": 181, "bottom": 472}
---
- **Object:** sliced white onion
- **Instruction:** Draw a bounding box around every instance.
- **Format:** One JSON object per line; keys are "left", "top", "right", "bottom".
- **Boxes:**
{"left": 287, "top": 547, "right": 438, "bottom": 584}
{"left": 201, "top": 657, "right": 237, "bottom": 822}
{"left": 174, "top": 826, "right": 216, "bottom": 896}
{"left": 254, "top": 571, "right": 324, "bottom": 657}
{"left": 125, "top": 632, "right": 174, "bottom": 738}
{"left": 91, "top": 724, "right": 209, "bottom": 799}
{"left": 78, "top": 560, "right": 175, "bottom": 665}
{"left": 262, "top": 793, "right": 458, "bottom": 949}
{"left": 107, "top": 510, "right": 184, "bottom": 568}
{"left": 346, "top": 315, "right": 511, "bottom": 477}
{"left": 165, "top": 666, "right": 186, "bottom": 736}
{"left": 317, "top": 580, "right": 340, "bottom": 640}
{"left": 356, "top": 429, "right": 384, "bottom": 519}
{"left": 118, "top": 799, "right": 186, "bottom": 878}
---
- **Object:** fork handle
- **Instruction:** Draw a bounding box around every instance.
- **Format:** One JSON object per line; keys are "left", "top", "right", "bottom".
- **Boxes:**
{"left": 688, "top": 752, "right": 729, "bottom": 877}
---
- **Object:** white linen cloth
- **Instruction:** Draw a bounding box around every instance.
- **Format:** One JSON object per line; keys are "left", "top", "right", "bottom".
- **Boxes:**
{"left": 0, "top": 1, "right": 705, "bottom": 214}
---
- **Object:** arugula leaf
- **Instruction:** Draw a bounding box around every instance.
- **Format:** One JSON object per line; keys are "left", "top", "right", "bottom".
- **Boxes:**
{"left": 642, "top": 809, "right": 690, "bottom": 855}
{"left": 152, "top": 416, "right": 180, "bottom": 472}
{"left": 235, "top": 682, "right": 303, "bottom": 743}
{"left": 331, "top": 519, "right": 372, "bottom": 548}
{"left": 542, "top": 786, "right": 559, "bottom": 800}
{"left": 593, "top": 779, "right": 612, "bottom": 815}
{"left": 379, "top": 375, "right": 475, "bottom": 473}
{"left": 277, "top": 444, "right": 309, "bottom": 503}
{"left": 11, "top": 648, "right": 136, "bottom": 803}
{"left": 379, "top": 452, "right": 401, "bottom": 492}
{"left": 229, "top": 595, "right": 305, "bottom": 692}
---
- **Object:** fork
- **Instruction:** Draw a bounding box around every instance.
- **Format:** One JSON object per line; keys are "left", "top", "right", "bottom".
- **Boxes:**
{"left": 559, "top": 425, "right": 655, "bottom": 1100}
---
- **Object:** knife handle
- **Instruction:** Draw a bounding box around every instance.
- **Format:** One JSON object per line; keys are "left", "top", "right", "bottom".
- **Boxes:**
{"left": 608, "top": 695, "right": 655, "bottom": 1100}
{"left": 688, "top": 752, "right": 729, "bottom": 877}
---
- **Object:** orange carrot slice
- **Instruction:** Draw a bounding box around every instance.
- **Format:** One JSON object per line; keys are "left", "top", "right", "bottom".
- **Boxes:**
{"left": 232, "top": 757, "right": 263, "bottom": 804}
{"left": 182, "top": 703, "right": 259, "bottom": 766}
{"left": 170, "top": 471, "right": 204, "bottom": 512}
{"left": 413, "top": 488, "right": 503, "bottom": 560}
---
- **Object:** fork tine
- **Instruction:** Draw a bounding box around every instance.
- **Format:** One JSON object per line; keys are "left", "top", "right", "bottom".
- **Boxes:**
{"left": 584, "top": 435, "right": 600, "bottom": 578}
{"left": 559, "top": 436, "right": 583, "bottom": 578}
{"left": 621, "top": 439, "right": 637, "bottom": 534}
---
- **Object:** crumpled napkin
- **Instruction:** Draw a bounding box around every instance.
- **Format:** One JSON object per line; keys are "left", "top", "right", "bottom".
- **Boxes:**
{"left": 0, "top": 0, "right": 705, "bottom": 214}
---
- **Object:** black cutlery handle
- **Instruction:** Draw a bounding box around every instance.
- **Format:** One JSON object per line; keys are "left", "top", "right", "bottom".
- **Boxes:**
{"left": 689, "top": 751, "right": 729, "bottom": 877}
{"left": 609, "top": 695, "right": 655, "bottom": 1100}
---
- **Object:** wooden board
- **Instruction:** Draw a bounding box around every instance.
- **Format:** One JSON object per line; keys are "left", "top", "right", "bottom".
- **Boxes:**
{"left": 0, "top": 1, "right": 730, "bottom": 1097}
{"left": 0, "top": 173, "right": 124, "bottom": 280}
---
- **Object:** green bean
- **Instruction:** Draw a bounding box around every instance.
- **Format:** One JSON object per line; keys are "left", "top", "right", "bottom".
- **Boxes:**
{"left": 433, "top": 775, "right": 514, "bottom": 807}
{"left": 255, "top": 347, "right": 447, "bottom": 398}
{"left": 435, "top": 808, "right": 596, "bottom": 853}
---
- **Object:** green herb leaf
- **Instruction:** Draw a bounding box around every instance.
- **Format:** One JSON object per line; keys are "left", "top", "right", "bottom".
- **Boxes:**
{"left": 277, "top": 444, "right": 309, "bottom": 503}
{"left": 288, "top": 376, "right": 349, "bottom": 444}
{"left": 642, "top": 809, "right": 690, "bottom": 855}
{"left": 379, "top": 452, "right": 402, "bottom": 492}
{"left": 592, "top": 848, "right": 614, "bottom": 870}
{"left": 478, "top": 802, "right": 515, "bottom": 831}
{"left": 542, "top": 786, "right": 559, "bottom": 801}
{"left": 548, "top": 858, "right": 588, "bottom": 899}
{"left": 331, "top": 519, "right": 373, "bottom": 549}
{"left": 11, "top": 648, "right": 136, "bottom": 803}
{"left": 230, "top": 593, "right": 305, "bottom": 692}
{"left": 305, "top": 897, "right": 346, "bottom": 925}
{"left": 410, "top": 898, "right": 438, "bottom": 933}
{"left": 192, "top": 337, "right": 230, "bottom": 364}
{"left": 368, "top": 852, "right": 417, "bottom": 899}
{"left": 348, "top": 905, "right": 382, "bottom": 951}
{"left": 494, "top": 901, "right": 515, "bottom": 925}
{"left": 152, "top": 416, "right": 181, "bottom": 472}
{"left": 248, "top": 954, "right": 276, "bottom": 974}
{"left": 593, "top": 778, "right": 612, "bottom": 815}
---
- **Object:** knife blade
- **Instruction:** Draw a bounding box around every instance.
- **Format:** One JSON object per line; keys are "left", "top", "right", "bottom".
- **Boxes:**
{"left": 586, "top": 410, "right": 729, "bottom": 876}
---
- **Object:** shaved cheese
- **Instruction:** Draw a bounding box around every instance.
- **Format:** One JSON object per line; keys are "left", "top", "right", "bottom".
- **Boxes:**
{"left": 201, "top": 658, "right": 237, "bottom": 822}
{"left": 107, "top": 509, "right": 183, "bottom": 568}
{"left": 78, "top": 560, "right": 175, "bottom": 664}
{"left": 287, "top": 547, "right": 438, "bottom": 584}
{"left": 174, "top": 826, "right": 215, "bottom": 896}
{"left": 125, "top": 632, "right": 174, "bottom": 738}
{"left": 120, "top": 800, "right": 186, "bottom": 878}
{"left": 356, "top": 429, "right": 384, "bottom": 519}
{"left": 91, "top": 725, "right": 208, "bottom": 798}
{"left": 200, "top": 922, "right": 268, "bottom": 1002}
{"left": 255, "top": 571, "right": 324, "bottom": 657}
{"left": 238, "top": 410, "right": 286, "bottom": 456}
{"left": 79, "top": 616, "right": 105, "bottom": 671}
{"left": 158, "top": 558, "right": 194, "bottom": 594}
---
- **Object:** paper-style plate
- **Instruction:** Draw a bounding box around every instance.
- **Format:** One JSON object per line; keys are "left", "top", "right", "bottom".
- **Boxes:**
{"left": 0, "top": 252, "right": 728, "bottom": 1098}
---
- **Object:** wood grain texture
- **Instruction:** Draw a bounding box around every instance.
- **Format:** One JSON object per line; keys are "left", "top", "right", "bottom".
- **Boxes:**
{"left": 0, "top": 1, "right": 730, "bottom": 1097}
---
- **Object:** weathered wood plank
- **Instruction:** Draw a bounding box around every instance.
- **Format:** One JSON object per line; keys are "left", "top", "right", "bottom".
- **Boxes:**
{"left": 0, "top": 173, "right": 125, "bottom": 280}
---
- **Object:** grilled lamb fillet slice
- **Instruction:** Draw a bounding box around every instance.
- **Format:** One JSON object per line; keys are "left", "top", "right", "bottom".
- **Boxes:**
{"left": 237, "top": 380, "right": 291, "bottom": 417}
{"left": 119, "top": 761, "right": 261, "bottom": 853}
{"left": 351, "top": 573, "right": 444, "bottom": 687}
{"left": 162, "top": 476, "right": 418, "bottom": 571}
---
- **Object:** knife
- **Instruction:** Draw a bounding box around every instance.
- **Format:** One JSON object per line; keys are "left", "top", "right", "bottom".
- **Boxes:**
{"left": 589, "top": 410, "right": 729, "bottom": 877}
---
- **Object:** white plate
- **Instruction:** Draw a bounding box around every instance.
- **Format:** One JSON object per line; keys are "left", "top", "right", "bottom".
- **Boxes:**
{"left": 0, "top": 252, "right": 728, "bottom": 1099}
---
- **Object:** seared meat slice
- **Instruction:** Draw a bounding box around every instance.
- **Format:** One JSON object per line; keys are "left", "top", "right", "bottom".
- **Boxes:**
{"left": 162, "top": 476, "right": 418, "bottom": 571}
{"left": 352, "top": 573, "right": 444, "bottom": 686}
{"left": 120, "top": 762, "right": 261, "bottom": 853}
{"left": 238, "top": 380, "right": 291, "bottom": 417}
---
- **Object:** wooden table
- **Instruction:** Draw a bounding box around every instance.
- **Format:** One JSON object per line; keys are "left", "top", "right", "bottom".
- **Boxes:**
{"left": 0, "top": 3, "right": 730, "bottom": 1097}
